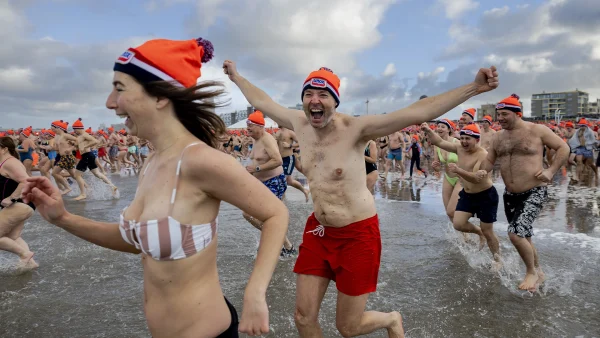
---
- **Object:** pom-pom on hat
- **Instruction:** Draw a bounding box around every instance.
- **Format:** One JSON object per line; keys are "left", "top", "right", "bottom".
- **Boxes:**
{"left": 85, "top": 127, "right": 92, "bottom": 134}
{"left": 302, "top": 67, "right": 341, "bottom": 107}
{"left": 114, "top": 37, "right": 214, "bottom": 88}
{"left": 483, "top": 115, "right": 493, "bottom": 124}
{"left": 462, "top": 108, "right": 476, "bottom": 119}
{"left": 247, "top": 111, "right": 265, "bottom": 126}
{"left": 437, "top": 118, "right": 456, "bottom": 131}
{"left": 73, "top": 118, "right": 84, "bottom": 129}
{"left": 496, "top": 94, "right": 522, "bottom": 117}
{"left": 460, "top": 123, "right": 481, "bottom": 139}
{"left": 51, "top": 120, "right": 69, "bottom": 132}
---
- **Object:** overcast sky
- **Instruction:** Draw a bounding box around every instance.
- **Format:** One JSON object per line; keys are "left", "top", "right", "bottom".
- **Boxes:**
{"left": 2, "top": 0, "right": 599, "bottom": 129}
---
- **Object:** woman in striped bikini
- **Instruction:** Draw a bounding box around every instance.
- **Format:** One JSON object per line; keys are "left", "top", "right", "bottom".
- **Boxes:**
{"left": 22, "top": 37, "right": 288, "bottom": 338}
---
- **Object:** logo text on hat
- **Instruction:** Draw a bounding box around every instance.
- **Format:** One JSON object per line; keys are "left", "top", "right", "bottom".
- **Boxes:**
{"left": 117, "top": 51, "right": 135, "bottom": 64}
{"left": 310, "top": 78, "right": 327, "bottom": 88}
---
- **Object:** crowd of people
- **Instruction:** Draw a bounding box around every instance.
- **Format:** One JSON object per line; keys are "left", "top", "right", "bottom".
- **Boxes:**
{"left": 0, "top": 34, "right": 599, "bottom": 338}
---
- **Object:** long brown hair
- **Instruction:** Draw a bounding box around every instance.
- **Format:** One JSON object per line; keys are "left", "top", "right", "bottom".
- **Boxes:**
{"left": 0, "top": 137, "right": 19, "bottom": 159}
{"left": 141, "top": 81, "right": 228, "bottom": 149}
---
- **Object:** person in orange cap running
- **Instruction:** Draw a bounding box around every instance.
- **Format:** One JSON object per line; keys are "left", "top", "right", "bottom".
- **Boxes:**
{"left": 567, "top": 118, "right": 598, "bottom": 184}
{"left": 72, "top": 118, "right": 119, "bottom": 200}
{"left": 16, "top": 127, "right": 36, "bottom": 176}
{"left": 462, "top": 108, "right": 476, "bottom": 124}
{"left": 408, "top": 134, "right": 427, "bottom": 179}
{"left": 480, "top": 115, "right": 496, "bottom": 151}
{"left": 274, "top": 125, "right": 310, "bottom": 201}
{"left": 422, "top": 122, "right": 501, "bottom": 268}
{"left": 23, "top": 37, "right": 287, "bottom": 338}
{"left": 481, "top": 94, "right": 569, "bottom": 292}
{"left": 225, "top": 58, "right": 498, "bottom": 337}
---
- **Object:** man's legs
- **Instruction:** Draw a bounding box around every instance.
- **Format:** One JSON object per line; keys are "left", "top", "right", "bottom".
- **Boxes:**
{"left": 509, "top": 233, "right": 538, "bottom": 291}
{"left": 91, "top": 168, "right": 119, "bottom": 194}
{"left": 335, "top": 292, "right": 403, "bottom": 338}
{"left": 294, "top": 274, "right": 330, "bottom": 337}
{"left": 52, "top": 166, "right": 70, "bottom": 194}
{"left": 243, "top": 212, "right": 293, "bottom": 250}
{"left": 480, "top": 222, "right": 501, "bottom": 269}
{"left": 70, "top": 169, "right": 87, "bottom": 200}
{"left": 453, "top": 211, "right": 486, "bottom": 250}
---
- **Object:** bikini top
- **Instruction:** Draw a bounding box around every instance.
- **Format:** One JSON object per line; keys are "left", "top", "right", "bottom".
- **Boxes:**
{"left": 437, "top": 138, "right": 459, "bottom": 164}
{"left": 119, "top": 142, "right": 217, "bottom": 261}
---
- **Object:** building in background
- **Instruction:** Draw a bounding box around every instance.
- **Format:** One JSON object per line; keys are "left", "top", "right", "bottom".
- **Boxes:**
{"left": 587, "top": 99, "right": 599, "bottom": 115}
{"left": 531, "top": 89, "right": 588, "bottom": 118}
{"left": 477, "top": 100, "right": 523, "bottom": 121}
{"left": 220, "top": 106, "right": 255, "bottom": 127}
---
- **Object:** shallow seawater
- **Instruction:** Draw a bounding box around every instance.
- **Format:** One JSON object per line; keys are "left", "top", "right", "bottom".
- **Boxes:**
{"left": 1, "top": 164, "right": 599, "bottom": 337}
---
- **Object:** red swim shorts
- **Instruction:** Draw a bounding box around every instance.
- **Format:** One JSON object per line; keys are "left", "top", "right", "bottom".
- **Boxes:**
{"left": 293, "top": 213, "right": 381, "bottom": 296}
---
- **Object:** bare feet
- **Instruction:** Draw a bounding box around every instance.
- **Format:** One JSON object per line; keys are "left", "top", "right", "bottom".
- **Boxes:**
{"left": 73, "top": 194, "right": 87, "bottom": 201}
{"left": 112, "top": 185, "right": 119, "bottom": 195}
{"left": 387, "top": 311, "right": 404, "bottom": 338}
{"left": 491, "top": 260, "right": 503, "bottom": 273}
{"left": 519, "top": 272, "right": 539, "bottom": 292}
{"left": 303, "top": 189, "right": 310, "bottom": 202}
{"left": 61, "top": 188, "right": 72, "bottom": 195}
{"left": 17, "top": 251, "right": 37, "bottom": 270}
{"left": 536, "top": 268, "right": 546, "bottom": 287}
{"left": 478, "top": 234, "right": 487, "bottom": 251}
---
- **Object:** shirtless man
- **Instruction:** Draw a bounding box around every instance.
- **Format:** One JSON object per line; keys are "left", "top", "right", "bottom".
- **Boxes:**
{"left": 107, "top": 127, "right": 120, "bottom": 172}
{"left": 275, "top": 126, "right": 310, "bottom": 202}
{"left": 72, "top": 119, "right": 118, "bottom": 200}
{"left": 462, "top": 108, "right": 476, "bottom": 124}
{"left": 480, "top": 115, "right": 496, "bottom": 151}
{"left": 422, "top": 123, "right": 500, "bottom": 268}
{"left": 243, "top": 111, "right": 296, "bottom": 256}
{"left": 224, "top": 60, "right": 498, "bottom": 337}
{"left": 384, "top": 131, "right": 406, "bottom": 178}
{"left": 50, "top": 120, "right": 86, "bottom": 197}
{"left": 481, "top": 94, "right": 569, "bottom": 292}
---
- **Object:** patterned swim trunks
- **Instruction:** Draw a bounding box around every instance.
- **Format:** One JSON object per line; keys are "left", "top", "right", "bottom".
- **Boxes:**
{"left": 262, "top": 173, "right": 287, "bottom": 200}
{"left": 503, "top": 186, "right": 548, "bottom": 238}
{"left": 55, "top": 153, "right": 76, "bottom": 171}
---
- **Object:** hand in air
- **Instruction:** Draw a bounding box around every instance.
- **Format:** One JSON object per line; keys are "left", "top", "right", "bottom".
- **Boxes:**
{"left": 239, "top": 295, "right": 270, "bottom": 336}
{"left": 476, "top": 170, "right": 488, "bottom": 180}
{"left": 447, "top": 163, "right": 458, "bottom": 174}
{"left": 535, "top": 169, "right": 553, "bottom": 183}
{"left": 20, "top": 176, "right": 67, "bottom": 224}
{"left": 222, "top": 60, "right": 239, "bottom": 81}
{"left": 474, "top": 65, "right": 499, "bottom": 94}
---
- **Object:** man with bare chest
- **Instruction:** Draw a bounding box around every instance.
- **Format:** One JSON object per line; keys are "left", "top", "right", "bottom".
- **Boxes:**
{"left": 50, "top": 120, "right": 86, "bottom": 197}
{"left": 72, "top": 119, "right": 118, "bottom": 200}
{"left": 225, "top": 59, "right": 498, "bottom": 337}
{"left": 480, "top": 115, "right": 496, "bottom": 151}
{"left": 482, "top": 94, "right": 569, "bottom": 292}
{"left": 244, "top": 111, "right": 296, "bottom": 256}
{"left": 384, "top": 131, "right": 406, "bottom": 178}
{"left": 275, "top": 126, "right": 310, "bottom": 202}
{"left": 423, "top": 123, "right": 501, "bottom": 268}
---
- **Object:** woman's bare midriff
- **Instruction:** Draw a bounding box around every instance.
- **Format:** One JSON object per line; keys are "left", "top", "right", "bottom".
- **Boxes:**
{"left": 142, "top": 241, "right": 232, "bottom": 338}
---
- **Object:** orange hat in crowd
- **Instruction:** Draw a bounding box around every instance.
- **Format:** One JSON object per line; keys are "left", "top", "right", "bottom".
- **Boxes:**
{"left": 565, "top": 121, "right": 574, "bottom": 128}
{"left": 86, "top": 127, "right": 93, "bottom": 134}
{"left": 302, "top": 67, "right": 341, "bottom": 107}
{"left": 483, "top": 115, "right": 493, "bottom": 124}
{"left": 247, "top": 110, "right": 265, "bottom": 126}
{"left": 460, "top": 123, "right": 481, "bottom": 139}
{"left": 577, "top": 118, "right": 589, "bottom": 127}
{"left": 496, "top": 94, "right": 522, "bottom": 117}
{"left": 72, "top": 118, "right": 84, "bottom": 129}
{"left": 412, "top": 134, "right": 419, "bottom": 141}
{"left": 46, "top": 129, "right": 56, "bottom": 137}
{"left": 108, "top": 126, "right": 115, "bottom": 132}
{"left": 114, "top": 37, "right": 214, "bottom": 88}
{"left": 462, "top": 108, "right": 476, "bottom": 119}
{"left": 51, "top": 120, "right": 69, "bottom": 132}
{"left": 437, "top": 118, "right": 456, "bottom": 131}
{"left": 118, "top": 129, "right": 127, "bottom": 135}
{"left": 21, "top": 127, "right": 32, "bottom": 137}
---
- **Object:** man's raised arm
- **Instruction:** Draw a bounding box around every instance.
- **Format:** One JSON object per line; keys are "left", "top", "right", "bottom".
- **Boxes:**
{"left": 358, "top": 66, "right": 499, "bottom": 140}
{"left": 223, "top": 60, "right": 302, "bottom": 130}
